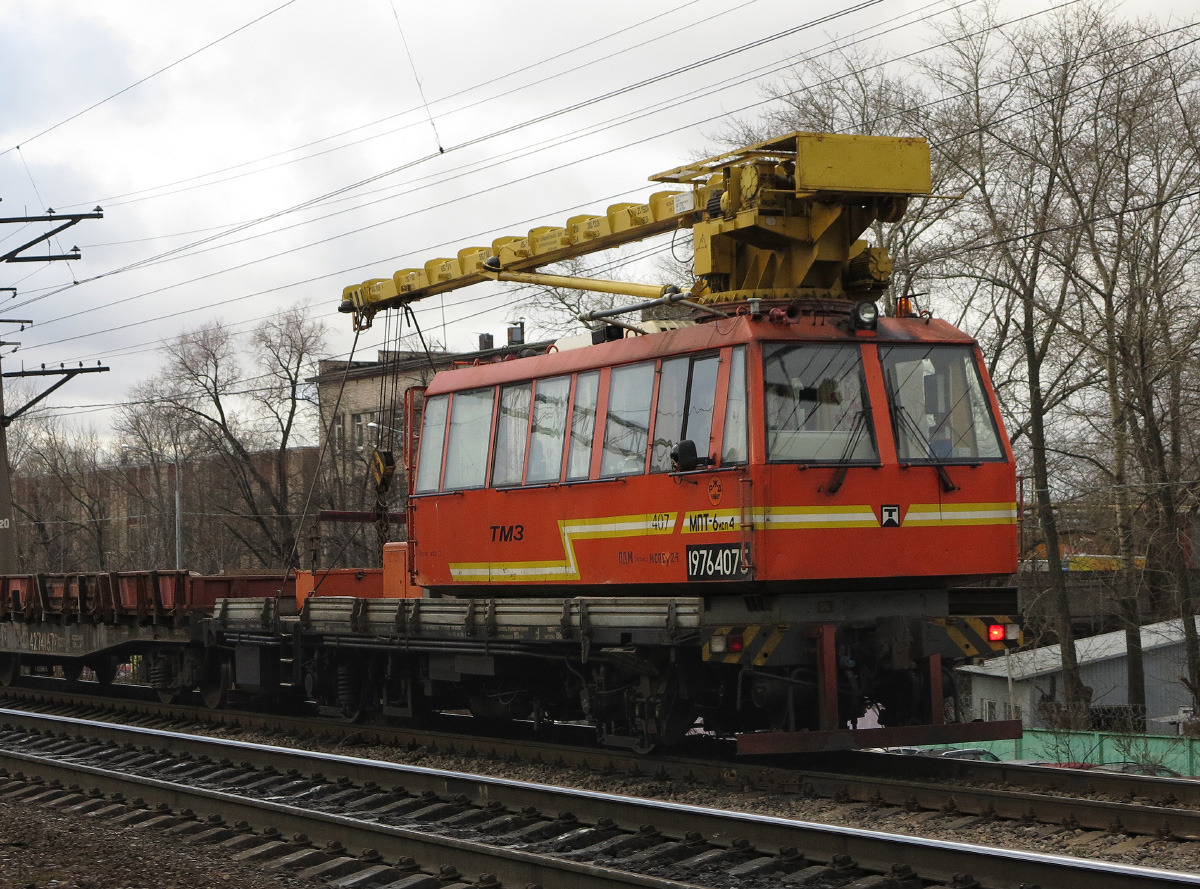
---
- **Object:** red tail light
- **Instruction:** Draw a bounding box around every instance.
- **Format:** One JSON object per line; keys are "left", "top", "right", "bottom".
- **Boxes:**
{"left": 988, "top": 624, "right": 1006, "bottom": 642}
{"left": 728, "top": 634, "right": 744, "bottom": 653}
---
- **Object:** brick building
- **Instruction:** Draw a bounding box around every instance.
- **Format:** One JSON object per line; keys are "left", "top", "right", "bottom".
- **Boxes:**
{"left": 307, "top": 329, "right": 546, "bottom": 566}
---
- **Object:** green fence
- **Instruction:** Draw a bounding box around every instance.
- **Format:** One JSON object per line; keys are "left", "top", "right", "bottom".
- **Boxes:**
{"left": 951, "top": 730, "right": 1199, "bottom": 776}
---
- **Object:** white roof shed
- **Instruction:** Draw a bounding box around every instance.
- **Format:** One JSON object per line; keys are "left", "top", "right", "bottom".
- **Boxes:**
{"left": 956, "top": 618, "right": 1199, "bottom": 729}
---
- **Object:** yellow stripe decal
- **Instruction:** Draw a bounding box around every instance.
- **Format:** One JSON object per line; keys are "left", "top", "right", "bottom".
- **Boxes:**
{"left": 755, "top": 505, "right": 878, "bottom": 529}
{"left": 449, "top": 513, "right": 677, "bottom": 582}
{"left": 903, "top": 502, "right": 1018, "bottom": 527}
{"left": 448, "top": 501, "right": 1016, "bottom": 581}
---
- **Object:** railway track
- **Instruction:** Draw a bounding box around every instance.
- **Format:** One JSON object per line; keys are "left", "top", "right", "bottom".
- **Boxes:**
{"left": 0, "top": 707, "right": 1194, "bottom": 889}
{"left": 3, "top": 682, "right": 1200, "bottom": 843}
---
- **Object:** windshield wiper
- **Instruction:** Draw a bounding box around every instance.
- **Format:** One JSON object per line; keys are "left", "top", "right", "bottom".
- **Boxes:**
{"left": 826, "top": 409, "right": 870, "bottom": 496}
{"left": 885, "top": 370, "right": 959, "bottom": 494}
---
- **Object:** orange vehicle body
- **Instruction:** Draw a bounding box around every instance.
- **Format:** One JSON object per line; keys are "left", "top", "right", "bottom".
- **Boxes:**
{"left": 407, "top": 312, "right": 1016, "bottom": 598}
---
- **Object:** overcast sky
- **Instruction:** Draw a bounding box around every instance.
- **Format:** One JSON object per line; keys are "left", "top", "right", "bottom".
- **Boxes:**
{"left": 0, "top": 0, "right": 1188, "bottom": 435}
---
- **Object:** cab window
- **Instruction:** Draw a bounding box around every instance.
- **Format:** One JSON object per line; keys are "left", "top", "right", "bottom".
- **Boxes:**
{"left": 414, "top": 394, "right": 448, "bottom": 493}
{"left": 492, "top": 383, "right": 532, "bottom": 487}
{"left": 722, "top": 346, "right": 748, "bottom": 465}
{"left": 880, "top": 344, "right": 1004, "bottom": 463}
{"left": 600, "top": 361, "right": 655, "bottom": 476}
{"left": 442, "top": 387, "right": 495, "bottom": 489}
{"left": 651, "top": 353, "right": 719, "bottom": 471}
{"left": 763, "top": 343, "right": 876, "bottom": 462}
{"left": 526, "top": 375, "right": 571, "bottom": 483}
{"left": 565, "top": 371, "right": 600, "bottom": 481}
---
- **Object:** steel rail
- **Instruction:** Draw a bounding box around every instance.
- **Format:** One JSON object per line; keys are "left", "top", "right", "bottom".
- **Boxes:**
{"left": 0, "top": 709, "right": 1196, "bottom": 889}
{"left": 0, "top": 751, "right": 692, "bottom": 889}
{"left": 6, "top": 685, "right": 1200, "bottom": 840}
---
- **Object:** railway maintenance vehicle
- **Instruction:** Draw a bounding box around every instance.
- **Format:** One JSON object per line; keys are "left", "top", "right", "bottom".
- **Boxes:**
{"left": 0, "top": 131, "right": 1023, "bottom": 754}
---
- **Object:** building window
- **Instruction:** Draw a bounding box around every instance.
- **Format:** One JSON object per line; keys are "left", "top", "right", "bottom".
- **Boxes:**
{"left": 331, "top": 413, "right": 346, "bottom": 452}
{"left": 983, "top": 699, "right": 998, "bottom": 721}
{"left": 352, "top": 412, "right": 373, "bottom": 449}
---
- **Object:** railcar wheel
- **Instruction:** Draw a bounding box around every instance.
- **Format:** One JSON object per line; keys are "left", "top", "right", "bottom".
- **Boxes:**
{"left": 199, "top": 655, "right": 231, "bottom": 710}
{"left": 156, "top": 689, "right": 182, "bottom": 705}
{"left": 0, "top": 655, "right": 18, "bottom": 687}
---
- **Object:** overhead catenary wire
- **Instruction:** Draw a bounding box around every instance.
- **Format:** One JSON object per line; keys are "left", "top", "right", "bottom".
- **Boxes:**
{"left": 0, "top": 0, "right": 984, "bottom": 335}
{"left": 7, "top": 0, "right": 891, "bottom": 315}
{"left": 54, "top": 0, "right": 727, "bottom": 212}
{"left": 7, "top": 0, "right": 1117, "bottom": 336}
{"left": 387, "top": 0, "right": 443, "bottom": 154}
{"left": 32, "top": 240, "right": 674, "bottom": 421}
{"left": 0, "top": 0, "right": 303, "bottom": 159}
{"left": 6, "top": 1, "right": 1196, "bottom": 407}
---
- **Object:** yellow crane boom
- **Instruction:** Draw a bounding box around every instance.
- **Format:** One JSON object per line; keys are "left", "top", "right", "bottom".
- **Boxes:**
{"left": 339, "top": 131, "right": 931, "bottom": 331}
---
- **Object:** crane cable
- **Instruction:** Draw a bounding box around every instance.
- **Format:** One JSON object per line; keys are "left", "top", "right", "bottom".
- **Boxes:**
{"left": 277, "top": 325, "right": 362, "bottom": 599}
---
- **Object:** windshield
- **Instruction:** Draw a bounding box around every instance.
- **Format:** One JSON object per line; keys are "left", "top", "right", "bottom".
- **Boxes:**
{"left": 879, "top": 344, "right": 1004, "bottom": 463}
{"left": 763, "top": 343, "right": 876, "bottom": 463}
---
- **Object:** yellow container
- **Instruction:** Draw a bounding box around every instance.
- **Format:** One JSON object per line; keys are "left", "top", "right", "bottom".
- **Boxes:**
{"left": 498, "top": 237, "right": 532, "bottom": 265}
{"left": 650, "top": 191, "right": 683, "bottom": 221}
{"left": 609, "top": 201, "right": 650, "bottom": 233}
{"left": 457, "top": 246, "right": 493, "bottom": 273}
{"left": 365, "top": 277, "right": 397, "bottom": 303}
{"left": 393, "top": 268, "right": 429, "bottom": 293}
{"left": 792, "top": 133, "right": 932, "bottom": 195}
{"left": 424, "top": 257, "right": 461, "bottom": 284}
{"left": 530, "top": 226, "right": 570, "bottom": 255}
{"left": 568, "top": 214, "right": 610, "bottom": 243}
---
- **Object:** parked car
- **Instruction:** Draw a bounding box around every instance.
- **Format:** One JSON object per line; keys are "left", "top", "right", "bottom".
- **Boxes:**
{"left": 863, "top": 747, "right": 924, "bottom": 755}
{"left": 933, "top": 747, "right": 1001, "bottom": 762}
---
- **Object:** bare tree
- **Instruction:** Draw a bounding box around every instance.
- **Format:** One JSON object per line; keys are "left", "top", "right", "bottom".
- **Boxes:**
{"left": 15, "top": 420, "right": 119, "bottom": 571}
{"left": 117, "top": 306, "right": 327, "bottom": 570}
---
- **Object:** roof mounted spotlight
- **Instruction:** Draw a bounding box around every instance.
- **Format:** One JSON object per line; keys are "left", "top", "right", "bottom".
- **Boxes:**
{"left": 853, "top": 300, "right": 879, "bottom": 330}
